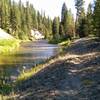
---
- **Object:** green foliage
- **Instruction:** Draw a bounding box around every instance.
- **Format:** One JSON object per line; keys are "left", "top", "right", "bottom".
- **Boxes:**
{"left": 75, "top": 0, "right": 84, "bottom": 16}
{"left": 75, "top": 0, "right": 84, "bottom": 37}
{"left": 0, "top": 39, "right": 20, "bottom": 54}
{"left": 52, "top": 17, "right": 60, "bottom": 42}
{"left": 61, "top": 3, "right": 75, "bottom": 40}
{"left": 66, "top": 9, "right": 75, "bottom": 37}
{"left": 75, "top": 0, "right": 90, "bottom": 38}
{"left": 61, "top": 3, "right": 68, "bottom": 23}
{"left": 86, "top": 3, "right": 94, "bottom": 35}
{"left": 0, "top": 84, "right": 12, "bottom": 94}
{"left": 93, "top": 0, "right": 100, "bottom": 37}
{"left": 59, "top": 23, "right": 64, "bottom": 39}
{"left": 0, "top": 0, "right": 52, "bottom": 40}
{"left": 58, "top": 39, "right": 71, "bottom": 46}
{"left": 82, "top": 79, "right": 94, "bottom": 87}
{"left": 78, "top": 18, "right": 88, "bottom": 37}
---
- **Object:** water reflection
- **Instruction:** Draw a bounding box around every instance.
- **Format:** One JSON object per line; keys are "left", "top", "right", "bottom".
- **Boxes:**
{"left": 0, "top": 40, "right": 60, "bottom": 78}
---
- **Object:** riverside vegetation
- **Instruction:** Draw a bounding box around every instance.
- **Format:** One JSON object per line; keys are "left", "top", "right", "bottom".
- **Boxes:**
{"left": 0, "top": 0, "right": 100, "bottom": 99}
{"left": 0, "top": 39, "right": 20, "bottom": 54}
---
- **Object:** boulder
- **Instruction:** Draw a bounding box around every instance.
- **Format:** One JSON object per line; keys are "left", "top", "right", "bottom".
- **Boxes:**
{"left": 0, "top": 28, "right": 14, "bottom": 39}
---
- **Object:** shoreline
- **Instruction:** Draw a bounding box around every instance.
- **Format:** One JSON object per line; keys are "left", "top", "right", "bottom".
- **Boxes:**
{"left": 0, "top": 39, "right": 21, "bottom": 54}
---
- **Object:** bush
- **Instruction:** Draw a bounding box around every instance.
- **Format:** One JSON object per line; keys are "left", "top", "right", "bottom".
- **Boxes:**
{"left": 0, "top": 39, "right": 20, "bottom": 54}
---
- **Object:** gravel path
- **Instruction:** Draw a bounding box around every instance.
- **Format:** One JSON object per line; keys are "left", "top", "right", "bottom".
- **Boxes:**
{"left": 16, "top": 38, "right": 100, "bottom": 100}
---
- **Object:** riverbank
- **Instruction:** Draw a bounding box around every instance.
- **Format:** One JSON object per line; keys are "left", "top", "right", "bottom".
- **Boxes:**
{"left": 15, "top": 37, "right": 100, "bottom": 100}
{"left": 0, "top": 39, "right": 20, "bottom": 54}
{"left": 17, "top": 39, "right": 71, "bottom": 81}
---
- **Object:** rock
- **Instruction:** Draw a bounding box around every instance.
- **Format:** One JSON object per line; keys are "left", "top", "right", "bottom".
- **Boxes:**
{"left": 0, "top": 28, "right": 14, "bottom": 39}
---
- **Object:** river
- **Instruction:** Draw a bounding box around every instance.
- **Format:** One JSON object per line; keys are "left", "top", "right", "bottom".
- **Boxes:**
{"left": 0, "top": 40, "right": 61, "bottom": 80}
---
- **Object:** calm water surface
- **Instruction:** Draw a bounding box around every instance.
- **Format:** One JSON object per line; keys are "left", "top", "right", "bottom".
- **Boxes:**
{"left": 0, "top": 40, "right": 61, "bottom": 78}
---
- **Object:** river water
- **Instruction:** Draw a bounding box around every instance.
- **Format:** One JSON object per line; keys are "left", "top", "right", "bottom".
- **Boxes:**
{"left": 0, "top": 40, "right": 61, "bottom": 80}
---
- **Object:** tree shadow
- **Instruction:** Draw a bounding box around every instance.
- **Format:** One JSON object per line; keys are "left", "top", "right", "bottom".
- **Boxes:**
{"left": 14, "top": 38, "right": 100, "bottom": 99}
{"left": 16, "top": 53, "right": 100, "bottom": 100}
{"left": 65, "top": 38, "right": 100, "bottom": 55}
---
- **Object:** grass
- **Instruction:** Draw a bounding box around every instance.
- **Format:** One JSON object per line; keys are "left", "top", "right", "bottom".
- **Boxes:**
{"left": 82, "top": 79, "right": 94, "bottom": 87}
{"left": 17, "top": 39, "right": 71, "bottom": 82}
{"left": 58, "top": 39, "right": 71, "bottom": 46}
{"left": 17, "top": 62, "right": 50, "bottom": 81}
{"left": 17, "top": 56, "right": 59, "bottom": 82}
{"left": 0, "top": 39, "right": 20, "bottom": 54}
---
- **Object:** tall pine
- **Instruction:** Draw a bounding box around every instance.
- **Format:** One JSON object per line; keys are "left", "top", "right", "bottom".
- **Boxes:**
{"left": 75, "top": 0, "right": 86, "bottom": 37}
{"left": 52, "top": 17, "right": 60, "bottom": 41}
{"left": 93, "top": 0, "right": 100, "bottom": 37}
{"left": 86, "top": 3, "right": 93, "bottom": 35}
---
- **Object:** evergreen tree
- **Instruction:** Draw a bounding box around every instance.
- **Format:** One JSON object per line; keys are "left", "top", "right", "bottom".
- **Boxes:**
{"left": 46, "top": 17, "right": 52, "bottom": 40}
{"left": 61, "top": 3, "right": 67, "bottom": 23}
{"left": 10, "top": 0, "right": 18, "bottom": 36}
{"left": 75, "top": 0, "right": 85, "bottom": 37}
{"left": 75, "top": 0, "right": 88, "bottom": 38}
{"left": 93, "top": 0, "right": 100, "bottom": 37}
{"left": 32, "top": 9, "right": 38, "bottom": 29}
{"left": 52, "top": 17, "right": 60, "bottom": 41}
{"left": 61, "top": 3, "right": 68, "bottom": 34}
{"left": 0, "top": 0, "right": 10, "bottom": 30}
{"left": 66, "top": 9, "right": 75, "bottom": 38}
{"left": 78, "top": 18, "right": 88, "bottom": 37}
{"left": 61, "top": 3, "right": 75, "bottom": 39}
{"left": 0, "top": 0, "right": 2, "bottom": 27}
{"left": 0, "top": 0, "right": 53, "bottom": 40}
{"left": 86, "top": 3, "right": 93, "bottom": 35}
{"left": 4, "top": 0, "right": 10, "bottom": 32}
{"left": 79, "top": 8, "right": 88, "bottom": 37}
{"left": 25, "top": 1, "right": 32, "bottom": 31}
{"left": 59, "top": 23, "right": 64, "bottom": 39}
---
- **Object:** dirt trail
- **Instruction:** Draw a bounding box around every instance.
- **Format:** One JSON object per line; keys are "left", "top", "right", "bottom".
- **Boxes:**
{"left": 17, "top": 38, "right": 100, "bottom": 100}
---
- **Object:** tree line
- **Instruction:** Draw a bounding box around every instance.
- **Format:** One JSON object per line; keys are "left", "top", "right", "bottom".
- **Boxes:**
{"left": 0, "top": 0, "right": 52, "bottom": 40}
{"left": 52, "top": 0, "right": 100, "bottom": 43}
{"left": 0, "top": 0, "right": 100, "bottom": 41}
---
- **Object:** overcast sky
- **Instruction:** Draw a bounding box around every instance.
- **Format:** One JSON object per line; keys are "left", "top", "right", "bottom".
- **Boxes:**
{"left": 16, "top": 0, "right": 93, "bottom": 19}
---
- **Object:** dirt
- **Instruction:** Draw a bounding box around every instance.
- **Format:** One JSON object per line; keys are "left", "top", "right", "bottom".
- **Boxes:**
{"left": 16, "top": 37, "right": 100, "bottom": 100}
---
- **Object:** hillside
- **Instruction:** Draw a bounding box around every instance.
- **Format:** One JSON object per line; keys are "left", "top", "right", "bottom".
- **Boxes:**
{"left": 0, "top": 28, "right": 14, "bottom": 39}
{"left": 16, "top": 38, "right": 100, "bottom": 100}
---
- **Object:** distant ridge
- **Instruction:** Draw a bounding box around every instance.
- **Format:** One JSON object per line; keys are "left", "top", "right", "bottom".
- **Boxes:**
{"left": 0, "top": 28, "right": 14, "bottom": 39}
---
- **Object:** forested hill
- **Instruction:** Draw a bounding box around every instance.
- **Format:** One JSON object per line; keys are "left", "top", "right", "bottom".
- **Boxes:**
{"left": 0, "top": 0, "right": 100, "bottom": 42}
{"left": 0, "top": 0, "right": 53, "bottom": 40}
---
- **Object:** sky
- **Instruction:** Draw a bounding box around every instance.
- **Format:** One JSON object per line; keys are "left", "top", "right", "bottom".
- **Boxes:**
{"left": 16, "top": 0, "right": 93, "bottom": 19}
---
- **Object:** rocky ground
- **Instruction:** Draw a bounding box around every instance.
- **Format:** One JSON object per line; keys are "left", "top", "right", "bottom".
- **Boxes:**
{"left": 16, "top": 37, "right": 100, "bottom": 100}
{"left": 0, "top": 28, "right": 14, "bottom": 39}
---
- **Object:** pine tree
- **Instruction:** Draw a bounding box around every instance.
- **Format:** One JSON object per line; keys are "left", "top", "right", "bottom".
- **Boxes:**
{"left": 0, "top": 0, "right": 9, "bottom": 29}
{"left": 59, "top": 23, "right": 64, "bottom": 39}
{"left": 75, "top": 0, "right": 85, "bottom": 37}
{"left": 46, "top": 17, "right": 52, "bottom": 40}
{"left": 10, "top": 0, "right": 18, "bottom": 36}
{"left": 78, "top": 8, "right": 88, "bottom": 37}
{"left": 61, "top": 3, "right": 67, "bottom": 23}
{"left": 61, "top": 3, "right": 68, "bottom": 34}
{"left": 52, "top": 17, "right": 60, "bottom": 41}
{"left": 25, "top": 1, "right": 32, "bottom": 32}
{"left": 93, "top": 0, "right": 100, "bottom": 37}
{"left": 31, "top": 8, "right": 38, "bottom": 29}
{"left": 86, "top": 3, "right": 93, "bottom": 35}
{"left": 75, "top": 0, "right": 88, "bottom": 38}
{"left": 0, "top": 0, "right": 2, "bottom": 27}
{"left": 66, "top": 9, "right": 75, "bottom": 38}
{"left": 3, "top": 0, "right": 10, "bottom": 32}
{"left": 0, "top": 0, "right": 54, "bottom": 40}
